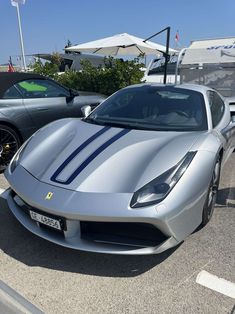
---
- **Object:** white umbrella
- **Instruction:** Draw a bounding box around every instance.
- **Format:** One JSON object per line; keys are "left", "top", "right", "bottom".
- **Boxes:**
{"left": 66, "top": 33, "right": 177, "bottom": 56}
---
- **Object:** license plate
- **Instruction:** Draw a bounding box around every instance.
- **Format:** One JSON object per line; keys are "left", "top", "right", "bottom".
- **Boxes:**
{"left": 29, "top": 210, "right": 62, "bottom": 231}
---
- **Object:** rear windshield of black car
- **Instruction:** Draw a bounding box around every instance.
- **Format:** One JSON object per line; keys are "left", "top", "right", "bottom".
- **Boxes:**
{"left": 86, "top": 86, "right": 208, "bottom": 132}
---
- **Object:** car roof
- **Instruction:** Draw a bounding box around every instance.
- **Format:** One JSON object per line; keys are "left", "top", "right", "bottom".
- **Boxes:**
{"left": 0, "top": 72, "right": 47, "bottom": 98}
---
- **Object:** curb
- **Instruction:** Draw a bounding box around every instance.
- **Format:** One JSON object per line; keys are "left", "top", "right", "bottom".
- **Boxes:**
{"left": 0, "top": 280, "right": 44, "bottom": 314}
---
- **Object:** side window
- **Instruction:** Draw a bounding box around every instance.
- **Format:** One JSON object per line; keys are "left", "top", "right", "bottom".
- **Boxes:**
{"left": 15, "top": 79, "right": 70, "bottom": 98}
{"left": 207, "top": 91, "right": 225, "bottom": 127}
{"left": 3, "top": 86, "right": 22, "bottom": 99}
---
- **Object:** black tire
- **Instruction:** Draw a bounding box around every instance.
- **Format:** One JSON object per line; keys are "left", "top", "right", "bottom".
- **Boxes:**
{"left": 201, "top": 157, "right": 221, "bottom": 226}
{"left": 0, "top": 125, "right": 21, "bottom": 172}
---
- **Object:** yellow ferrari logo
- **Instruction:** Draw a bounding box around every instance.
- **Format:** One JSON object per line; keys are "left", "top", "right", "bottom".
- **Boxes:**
{"left": 45, "top": 192, "right": 53, "bottom": 200}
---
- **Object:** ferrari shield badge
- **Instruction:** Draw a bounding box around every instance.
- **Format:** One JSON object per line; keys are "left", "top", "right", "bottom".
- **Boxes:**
{"left": 45, "top": 192, "right": 53, "bottom": 200}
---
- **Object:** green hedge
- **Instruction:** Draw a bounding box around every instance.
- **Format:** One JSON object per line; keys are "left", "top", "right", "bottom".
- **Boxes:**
{"left": 31, "top": 56, "right": 144, "bottom": 95}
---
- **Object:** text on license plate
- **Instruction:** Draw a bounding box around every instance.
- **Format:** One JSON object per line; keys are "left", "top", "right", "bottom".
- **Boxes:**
{"left": 29, "top": 210, "right": 62, "bottom": 230}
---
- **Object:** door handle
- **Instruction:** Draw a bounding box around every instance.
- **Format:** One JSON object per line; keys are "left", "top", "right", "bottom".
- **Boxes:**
{"left": 36, "top": 107, "right": 49, "bottom": 111}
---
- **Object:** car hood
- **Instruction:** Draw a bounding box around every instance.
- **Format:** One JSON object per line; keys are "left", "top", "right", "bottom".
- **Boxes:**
{"left": 20, "top": 119, "right": 202, "bottom": 193}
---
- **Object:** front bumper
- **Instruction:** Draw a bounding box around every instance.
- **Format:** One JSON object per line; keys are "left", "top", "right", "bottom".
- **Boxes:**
{"left": 3, "top": 165, "right": 209, "bottom": 255}
{"left": 1, "top": 188, "right": 179, "bottom": 255}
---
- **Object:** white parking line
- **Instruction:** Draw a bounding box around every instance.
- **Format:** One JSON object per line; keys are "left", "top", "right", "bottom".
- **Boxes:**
{"left": 196, "top": 270, "right": 235, "bottom": 299}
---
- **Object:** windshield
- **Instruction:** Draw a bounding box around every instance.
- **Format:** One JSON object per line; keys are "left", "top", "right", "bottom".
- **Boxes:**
{"left": 85, "top": 86, "right": 208, "bottom": 132}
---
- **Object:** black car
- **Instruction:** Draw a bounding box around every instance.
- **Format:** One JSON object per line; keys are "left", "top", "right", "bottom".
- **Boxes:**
{"left": 0, "top": 72, "right": 106, "bottom": 170}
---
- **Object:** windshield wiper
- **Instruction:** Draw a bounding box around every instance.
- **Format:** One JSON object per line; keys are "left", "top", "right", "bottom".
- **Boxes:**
{"left": 84, "top": 117, "right": 167, "bottom": 131}
{"left": 83, "top": 116, "right": 103, "bottom": 125}
{"left": 84, "top": 116, "right": 130, "bottom": 129}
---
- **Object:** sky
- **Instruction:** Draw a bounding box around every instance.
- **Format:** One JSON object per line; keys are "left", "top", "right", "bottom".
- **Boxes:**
{"left": 0, "top": 0, "right": 235, "bottom": 65}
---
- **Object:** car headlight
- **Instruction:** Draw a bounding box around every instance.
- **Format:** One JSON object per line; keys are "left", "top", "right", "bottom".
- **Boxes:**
{"left": 9, "top": 138, "right": 30, "bottom": 173}
{"left": 130, "top": 151, "right": 197, "bottom": 208}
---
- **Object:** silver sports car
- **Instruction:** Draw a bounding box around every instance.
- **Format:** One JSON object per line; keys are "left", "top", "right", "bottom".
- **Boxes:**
{"left": 3, "top": 84, "right": 235, "bottom": 255}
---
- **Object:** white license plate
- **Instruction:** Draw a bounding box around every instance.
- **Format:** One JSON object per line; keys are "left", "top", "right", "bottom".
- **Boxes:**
{"left": 29, "top": 210, "right": 62, "bottom": 230}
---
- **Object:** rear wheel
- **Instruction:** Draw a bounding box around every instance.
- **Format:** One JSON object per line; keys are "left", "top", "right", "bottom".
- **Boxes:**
{"left": 201, "top": 157, "right": 221, "bottom": 226}
{"left": 0, "top": 125, "right": 21, "bottom": 172}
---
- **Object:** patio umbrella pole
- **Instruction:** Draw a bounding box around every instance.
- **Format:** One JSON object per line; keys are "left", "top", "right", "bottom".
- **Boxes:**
{"left": 144, "top": 27, "right": 171, "bottom": 84}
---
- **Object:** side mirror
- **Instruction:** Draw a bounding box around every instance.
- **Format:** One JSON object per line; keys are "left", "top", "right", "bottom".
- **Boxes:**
{"left": 66, "top": 89, "right": 79, "bottom": 103}
{"left": 69, "top": 89, "right": 79, "bottom": 97}
{"left": 66, "top": 95, "right": 74, "bottom": 103}
{"left": 81, "top": 105, "right": 92, "bottom": 118}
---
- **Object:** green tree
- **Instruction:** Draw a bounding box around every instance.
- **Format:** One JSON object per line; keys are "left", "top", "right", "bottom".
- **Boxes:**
{"left": 31, "top": 52, "right": 61, "bottom": 78}
{"left": 32, "top": 56, "right": 145, "bottom": 95}
{"left": 58, "top": 57, "right": 144, "bottom": 95}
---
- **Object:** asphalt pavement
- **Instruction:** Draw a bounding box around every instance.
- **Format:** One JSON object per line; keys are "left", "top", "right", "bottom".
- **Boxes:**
{"left": 0, "top": 155, "right": 234, "bottom": 314}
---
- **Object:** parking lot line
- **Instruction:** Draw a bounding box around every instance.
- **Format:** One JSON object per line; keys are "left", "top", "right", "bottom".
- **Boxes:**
{"left": 196, "top": 270, "right": 235, "bottom": 299}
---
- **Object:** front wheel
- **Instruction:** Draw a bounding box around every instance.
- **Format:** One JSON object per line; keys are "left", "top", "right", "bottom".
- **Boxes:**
{"left": 201, "top": 157, "right": 221, "bottom": 226}
{"left": 0, "top": 125, "right": 21, "bottom": 172}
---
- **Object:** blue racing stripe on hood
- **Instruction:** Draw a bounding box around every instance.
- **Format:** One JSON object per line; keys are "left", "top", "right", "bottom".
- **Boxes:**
{"left": 51, "top": 128, "right": 130, "bottom": 185}
{"left": 51, "top": 126, "right": 110, "bottom": 183}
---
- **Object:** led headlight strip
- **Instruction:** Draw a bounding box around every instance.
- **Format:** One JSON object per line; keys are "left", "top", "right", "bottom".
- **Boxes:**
{"left": 131, "top": 151, "right": 197, "bottom": 208}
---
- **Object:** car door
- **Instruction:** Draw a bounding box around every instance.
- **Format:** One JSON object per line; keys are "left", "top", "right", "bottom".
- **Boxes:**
{"left": 207, "top": 90, "right": 235, "bottom": 162}
{"left": 16, "top": 78, "right": 72, "bottom": 129}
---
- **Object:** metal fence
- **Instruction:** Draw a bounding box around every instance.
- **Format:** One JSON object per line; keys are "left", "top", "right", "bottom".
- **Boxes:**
{"left": 179, "top": 64, "right": 235, "bottom": 97}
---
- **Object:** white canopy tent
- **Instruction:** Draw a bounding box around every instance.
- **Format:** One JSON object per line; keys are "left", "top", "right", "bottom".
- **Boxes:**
{"left": 181, "top": 37, "right": 235, "bottom": 65}
{"left": 65, "top": 33, "right": 177, "bottom": 56}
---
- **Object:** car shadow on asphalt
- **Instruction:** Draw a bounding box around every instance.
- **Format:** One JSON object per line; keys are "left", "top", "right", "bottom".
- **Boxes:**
{"left": 0, "top": 208, "right": 180, "bottom": 278}
{"left": 217, "top": 187, "right": 235, "bottom": 207}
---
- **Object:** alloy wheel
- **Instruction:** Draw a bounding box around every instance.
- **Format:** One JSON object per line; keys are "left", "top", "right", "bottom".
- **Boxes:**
{"left": 0, "top": 127, "right": 20, "bottom": 171}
